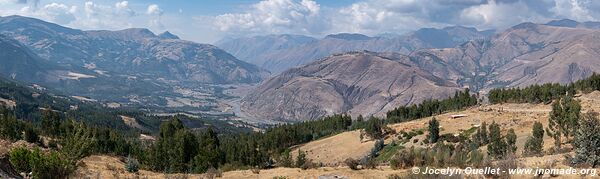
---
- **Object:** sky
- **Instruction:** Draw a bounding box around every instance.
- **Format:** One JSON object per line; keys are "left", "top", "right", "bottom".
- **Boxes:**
{"left": 0, "top": 0, "right": 599, "bottom": 43}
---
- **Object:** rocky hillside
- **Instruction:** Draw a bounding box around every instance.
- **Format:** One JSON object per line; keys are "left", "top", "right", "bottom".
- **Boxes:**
{"left": 217, "top": 26, "right": 494, "bottom": 73}
{"left": 414, "top": 21, "right": 600, "bottom": 89}
{"left": 0, "top": 15, "right": 270, "bottom": 113}
{"left": 0, "top": 35, "right": 53, "bottom": 83}
{"left": 0, "top": 15, "right": 268, "bottom": 84}
{"left": 243, "top": 20, "right": 600, "bottom": 122}
{"left": 241, "top": 51, "right": 461, "bottom": 121}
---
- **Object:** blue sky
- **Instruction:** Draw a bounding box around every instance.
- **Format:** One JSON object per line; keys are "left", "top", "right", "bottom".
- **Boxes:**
{"left": 1, "top": 0, "right": 599, "bottom": 43}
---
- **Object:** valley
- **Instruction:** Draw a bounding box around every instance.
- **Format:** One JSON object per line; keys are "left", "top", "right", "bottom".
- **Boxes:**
{"left": 1, "top": 4, "right": 600, "bottom": 178}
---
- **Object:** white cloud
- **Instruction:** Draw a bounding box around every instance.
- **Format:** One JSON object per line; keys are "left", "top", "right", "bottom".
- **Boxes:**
{"left": 16, "top": 2, "right": 77, "bottom": 25}
{"left": 5, "top": 0, "right": 600, "bottom": 43}
{"left": 146, "top": 4, "right": 164, "bottom": 29}
{"left": 115, "top": 1, "right": 135, "bottom": 17}
{"left": 214, "top": 0, "right": 326, "bottom": 35}
{"left": 459, "top": 1, "right": 547, "bottom": 29}
{"left": 146, "top": 4, "right": 163, "bottom": 16}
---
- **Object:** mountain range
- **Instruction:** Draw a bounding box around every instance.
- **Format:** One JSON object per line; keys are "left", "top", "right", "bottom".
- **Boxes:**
{"left": 241, "top": 20, "right": 600, "bottom": 121}
{"left": 0, "top": 15, "right": 267, "bottom": 112}
{"left": 2, "top": 15, "right": 600, "bottom": 123}
{"left": 217, "top": 26, "right": 494, "bottom": 73}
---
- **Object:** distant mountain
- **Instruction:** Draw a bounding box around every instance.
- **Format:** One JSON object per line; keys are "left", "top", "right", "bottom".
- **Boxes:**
{"left": 158, "top": 31, "right": 180, "bottom": 39}
{"left": 217, "top": 26, "right": 495, "bottom": 73}
{"left": 325, "top": 33, "right": 374, "bottom": 40}
{"left": 243, "top": 22, "right": 600, "bottom": 122}
{"left": 0, "top": 34, "right": 54, "bottom": 83}
{"left": 215, "top": 34, "right": 318, "bottom": 68}
{"left": 545, "top": 19, "right": 600, "bottom": 29}
{"left": 0, "top": 15, "right": 268, "bottom": 112}
{"left": 0, "top": 15, "right": 267, "bottom": 84}
{"left": 241, "top": 51, "right": 461, "bottom": 121}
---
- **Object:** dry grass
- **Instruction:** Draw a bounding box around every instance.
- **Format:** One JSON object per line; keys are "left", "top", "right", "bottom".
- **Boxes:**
{"left": 290, "top": 130, "right": 376, "bottom": 166}
{"left": 388, "top": 103, "right": 555, "bottom": 154}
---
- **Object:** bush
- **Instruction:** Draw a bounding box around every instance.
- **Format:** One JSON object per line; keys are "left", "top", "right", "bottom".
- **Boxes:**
{"left": 295, "top": 150, "right": 306, "bottom": 168}
{"left": 362, "top": 158, "right": 378, "bottom": 169}
{"left": 387, "top": 174, "right": 402, "bottom": 179}
{"left": 125, "top": 155, "right": 139, "bottom": 173}
{"left": 345, "top": 158, "right": 360, "bottom": 170}
{"left": 9, "top": 147, "right": 74, "bottom": 179}
{"left": 22, "top": 124, "right": 39, "bottom": 143}
{"left": 300, "top": 159, "right": 317, "bottom": 170}
{"left": 9, "top": 147, "right": 31, "bottom": 173}
{"left": 205, "top": 167, "right": 222, "bottom": 178}
{"left": 30, "top": 150, "right": 73, "bottom": 179}
{"left": 251, "top": 167, "right": 261, "bottom": 174}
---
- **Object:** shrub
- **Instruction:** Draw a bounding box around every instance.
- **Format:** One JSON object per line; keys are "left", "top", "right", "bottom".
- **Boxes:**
{"left": 300, "top": 159, "right": 317, "bottom": 170}
{"left": 205, "top": 167, "right": 222, "bottom": 178}
{"left": 295, "top": 150, "right": 306, "bottom": 168}
{"left": 506, "top": 129, "right": 517, "bottom": 154}
{"left": 9, "top": 147, "right": 31, "bottom": 173}
{"left": 344, "top": 158, "right": 360, "bottom": 170}
{"left": 22, "top": 124, "right": 39, "bottom": 143}
{"left": 277, "top": 150, "right": 293, "bottom": 167}
{"left": 125, "top": 155, "right": 139, "bottom": 173}
{"left": 9, "top": 147, "right": 74, "bottom": 179}
{"left": 387, "top": 174, "right": 402, "bottom": 179}
{"left": 362, "top": 158, "right": 378, "bottom": 169}
{"left": 251, "top": 167, "right": 261, "bottom": 174}
{"left": 30, "top": 150, "right": 73, "bottom": 179}
{"left": 371, "top": 140, "right": 384, "bottom": 157}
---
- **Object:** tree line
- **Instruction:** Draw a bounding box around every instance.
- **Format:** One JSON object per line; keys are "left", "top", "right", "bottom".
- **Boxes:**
{"left": 386, "top": 88, "right": 478, "bottom": 124}
{"left": 489, "top": 73, "right": 600, "bottom": 104}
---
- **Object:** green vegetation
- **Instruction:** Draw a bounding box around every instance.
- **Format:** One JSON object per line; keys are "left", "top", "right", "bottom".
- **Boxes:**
{"left": 375, "top": 142, "right": 404, "bottom": 162}
{"left": 523, "top": 122, "right": 544, "bottom": 156}
{"left": 487, "top": 122, "right": 508, "bottom": 160}
{"left": 572, "top": 112, "right": 600, "bottom": 167}
{"left": 506, "top": 129, "right": 517, "bottom": 155}
{"left": 386, "top": 89, "right": 477, "bottom": 124}
{"left": 9, "top": 147, "right": 73, "bottom": 179}
{"left": 428, "top": 118, "right": 440, "bottom": 143}
{"left": 548, "top": 95, "right": 581, "bottom": 148}
{"left": 489, "top": 73, "right": 600, "bottom": 104}
{"left": 2, "top": 73, "right": 600, "bottom": 176}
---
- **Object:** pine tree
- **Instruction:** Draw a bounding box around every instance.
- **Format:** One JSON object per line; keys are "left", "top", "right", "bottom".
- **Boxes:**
{"left": 487, "top": 122, "right": 507, "bottom": 159}
{"left": 548, "top": 96, "right": 581, "bottom": 146}
{"left": 479, "top": 122, "right": 489, "bottom": 145}
{"left": 524, "top": 122, "right": 544, "bottom": 156}
{"left": 428, "top": 118, "right": 440, "bottom": 143}
{"left": 41, "top": 109, "right": 61, "bottom": 136}
{"left": 506, "top": 129, "right": 517, "bottom": 155}
{"left": 573, "top": 112, "right": 600, "bottom": 167}
{"left": 295, "top": 150, "right": 307, "bottom": 168}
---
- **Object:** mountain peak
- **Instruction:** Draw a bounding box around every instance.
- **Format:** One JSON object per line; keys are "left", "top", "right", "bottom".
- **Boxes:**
{"left": 325, "top": 33, "right": 373, "bottom": 40}
{"left": 545, "top": 19, "right": 580, "bottom": 27}
{"left": 158, "top": 31, "right": 180, "bottom": 39}
{"left": 510, "top": 22, "right": 538, "bottom": 30}
{"left": 118, "top": 28, "right": 156, "bottom": 37}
